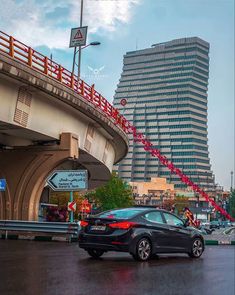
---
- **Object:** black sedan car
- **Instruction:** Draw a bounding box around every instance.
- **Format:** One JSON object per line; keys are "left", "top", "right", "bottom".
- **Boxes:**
{"left": 78, "top": 207, "right": 205, "bottom": 261}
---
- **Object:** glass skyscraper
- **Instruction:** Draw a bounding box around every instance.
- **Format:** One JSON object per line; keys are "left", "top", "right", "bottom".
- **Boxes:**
{"left": 113, "top": 37, "right": 214, "bottom": 190}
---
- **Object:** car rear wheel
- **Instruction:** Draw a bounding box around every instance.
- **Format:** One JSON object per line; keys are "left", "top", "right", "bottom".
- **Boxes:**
{"left": 87, "top": 249, "right": 105, "bottom": 259}
{"left": 188, "top": 238, "right": 204, "bottom": 258}
{"left": 132, "top": 238, "right": 152, "bottom": 261}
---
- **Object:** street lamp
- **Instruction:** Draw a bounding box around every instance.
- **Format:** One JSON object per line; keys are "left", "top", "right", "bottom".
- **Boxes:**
{"left": 88, "top": 41, "right": 101, "bottom": 46}
{"left": 71, "top": 0, "right": 101, "bottom": 79}
{"left": 72, "top": 41, "right": 101, "bottom": 77}
{"left": 231, "top": 171, "right": 234, "bottom": 191}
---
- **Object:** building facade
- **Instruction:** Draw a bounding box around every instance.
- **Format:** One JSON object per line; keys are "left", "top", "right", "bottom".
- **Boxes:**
{"left": 113, "top": 37, "right": 214, "bottom": 190}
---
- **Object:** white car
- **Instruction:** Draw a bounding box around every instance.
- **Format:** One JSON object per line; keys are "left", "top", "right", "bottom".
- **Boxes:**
{"left": 200, "top": 220, "right": 210, "bottom": 227}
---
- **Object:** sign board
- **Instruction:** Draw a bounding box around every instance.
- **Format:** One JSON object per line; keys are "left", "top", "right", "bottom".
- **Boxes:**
{"left": 0, "top": 179, "right": 6, "bottom": 191}
{"left": 82, "top": 199, "right": 89, "bottom": 205}
{"left": 80, "top": 203, "right": 91, "bottom": 214}
{"left": 120, "top": 98, "right": 127, "bottom": 107}
{"left": 69, "top": 26, "right": 88, "bottom": 47}
{"left": 68, "top": 201, "right": 76, "bottom": 212}
{"left": 47, "top": 170, "right": 88, "bottom": 191}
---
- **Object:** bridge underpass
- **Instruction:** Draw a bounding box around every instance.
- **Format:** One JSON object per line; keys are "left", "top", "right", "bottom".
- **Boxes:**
{"left": 0, "top": 33, "right": 128, "bottom": 220}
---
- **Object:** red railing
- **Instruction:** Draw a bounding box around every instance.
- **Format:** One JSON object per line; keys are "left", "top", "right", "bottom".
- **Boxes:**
{"left": 0, "top": 31, "right": 233, "bottom": 221}
{"left": 0, "top": 31, "right": 125, "bottom": 127}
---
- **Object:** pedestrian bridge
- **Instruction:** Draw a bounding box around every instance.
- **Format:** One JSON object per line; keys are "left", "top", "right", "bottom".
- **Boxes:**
{"left": 0, "top": 31, "right": 128, "bottom": 220}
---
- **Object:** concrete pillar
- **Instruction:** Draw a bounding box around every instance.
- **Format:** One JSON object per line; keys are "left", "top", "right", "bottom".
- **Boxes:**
{"left": 0, "top": 133, "right": 78, "bottom": 220}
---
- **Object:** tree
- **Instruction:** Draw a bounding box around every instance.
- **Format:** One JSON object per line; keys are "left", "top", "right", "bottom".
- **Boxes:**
{"left": 162, "top": 196, "right": 189, "bottom": 215}
{"left": 49, "top": 191, "right": 84, "bottom": 220}
{"left": 229, "top": 189, "right": 235, "bottom": 218}
{"left": 162, "top": 199, "right": 175, "bottom": 211}
{"left": 174, "top": 196, "right": 190, "bottom": 215}
{"left": 87, "top": 172, "right": 134, "bottom": 211}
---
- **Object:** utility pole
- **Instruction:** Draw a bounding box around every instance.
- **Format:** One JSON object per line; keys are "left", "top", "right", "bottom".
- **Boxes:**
{"left": 78, "top": 0, "right": 84, "bottom": 79}
{"left": 231, "top": 171, "right": 234, "bottom": 191}
{"left": 71, "top": 0, "right": 84, "bottom": 78}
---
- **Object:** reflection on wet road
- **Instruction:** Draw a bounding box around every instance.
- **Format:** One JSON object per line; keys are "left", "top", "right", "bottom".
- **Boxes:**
{"left": 0, "top": 240, "right": 234, "bottom": 295}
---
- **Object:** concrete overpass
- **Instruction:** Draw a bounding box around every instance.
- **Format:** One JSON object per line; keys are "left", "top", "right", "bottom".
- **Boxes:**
{"left": 0, "top": 32, "right": 128, "bottom": 220}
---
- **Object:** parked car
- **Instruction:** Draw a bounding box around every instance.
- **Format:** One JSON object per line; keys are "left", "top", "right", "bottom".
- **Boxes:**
{"left": 78, "top": 207, "right": 205, "bottom": 261}
{"left": 220, "top": 221, "right": 232, "bottom": 228}
{"left": 200, "top": 220, "right": 210, "bottom": 227}
{"left": 209, "top": 220, "right": 221, "bottom": 229}
{"left": 199, "top": 225, "right": 213, "bottom": 235}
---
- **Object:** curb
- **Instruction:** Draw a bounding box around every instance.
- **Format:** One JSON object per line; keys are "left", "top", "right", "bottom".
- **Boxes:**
{"left": 205, "top": 240, "right": 235, "bottom": 245}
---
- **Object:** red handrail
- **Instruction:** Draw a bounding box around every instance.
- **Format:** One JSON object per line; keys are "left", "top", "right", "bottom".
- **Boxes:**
{"left": 0, "top": 31, "right": 118, "bottom": 124}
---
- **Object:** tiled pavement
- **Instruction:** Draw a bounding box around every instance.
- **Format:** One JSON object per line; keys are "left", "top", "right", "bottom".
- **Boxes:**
{"left": 203, "top": 228, "right": 235, "bottom": 245}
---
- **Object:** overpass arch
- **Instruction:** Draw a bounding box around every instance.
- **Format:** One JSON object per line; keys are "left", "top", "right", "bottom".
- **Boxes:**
{"left": 0, "top": 32, "right": 128, "bottom": 220}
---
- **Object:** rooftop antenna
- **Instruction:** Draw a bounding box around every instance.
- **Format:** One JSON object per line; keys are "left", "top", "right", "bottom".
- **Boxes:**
{"left": 136, "top": 38, "right": 138, "bottom": 51}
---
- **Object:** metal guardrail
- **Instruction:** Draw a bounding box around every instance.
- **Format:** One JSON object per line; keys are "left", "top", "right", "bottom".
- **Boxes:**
{"left": 0, "top": 220, "right": 80, "bottom": 240}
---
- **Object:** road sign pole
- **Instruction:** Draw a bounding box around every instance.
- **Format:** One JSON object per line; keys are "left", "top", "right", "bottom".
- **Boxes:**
{"left": 70, "top": 191, "right": 74, "bottom": 222}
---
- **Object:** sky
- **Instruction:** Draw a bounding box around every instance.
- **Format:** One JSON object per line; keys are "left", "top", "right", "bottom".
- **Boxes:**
{"left": 0, "top": 0, "right": 234, "bottom": 190}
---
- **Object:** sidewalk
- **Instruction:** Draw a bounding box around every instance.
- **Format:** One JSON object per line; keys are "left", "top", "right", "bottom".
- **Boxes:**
{"left": 203, "top": 228, "right": 235, "bottom": 245}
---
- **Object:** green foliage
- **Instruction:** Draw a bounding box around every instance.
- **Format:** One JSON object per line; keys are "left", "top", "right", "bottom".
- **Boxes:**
{"left": 162, "top": 199, "right": 175, "bottom": 211}
{"left": 174, "top": 196, "right": 190, "bottom": 215}
{"left": 229, "top": 189, "right": 235, "bottom": 218}
{"left": 87, "top": 172, "right": 134, "bottom": 211}
{"left": 50, "top": 192, "right": 70, "bottom": 207}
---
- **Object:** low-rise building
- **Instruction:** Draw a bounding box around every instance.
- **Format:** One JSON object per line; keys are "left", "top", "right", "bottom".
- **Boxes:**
{"left": 130, "top": 177, "right": 175, "bottom": 205}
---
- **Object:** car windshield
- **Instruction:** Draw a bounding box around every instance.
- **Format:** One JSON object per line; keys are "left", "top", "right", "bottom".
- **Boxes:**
{"left": 97, "top": 208, "right": 146, "bottom": 219}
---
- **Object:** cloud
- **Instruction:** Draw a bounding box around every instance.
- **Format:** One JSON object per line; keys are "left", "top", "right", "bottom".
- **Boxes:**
{"left": 71, "top": 0, "right": 141, "bottom": 33}
{"left": 0, "top": 0, "right": 141, "bottom": 49}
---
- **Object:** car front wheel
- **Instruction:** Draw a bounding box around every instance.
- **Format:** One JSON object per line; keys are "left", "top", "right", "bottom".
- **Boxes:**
{"left": 87, "top": 249, "right": 105, "bottom": 259}
{"left": 132, "top": 238, "right": 152, "bottom": 261}
{"left": 188, "top": 238, "right": 204, "bottom": 258}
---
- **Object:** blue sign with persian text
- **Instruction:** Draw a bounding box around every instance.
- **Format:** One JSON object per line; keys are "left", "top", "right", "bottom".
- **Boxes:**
{"left": 0, "top": 179, "right": 6, "bottom": 191}
{"left": 46, "top": 170, "right": 88, "bottom": 191}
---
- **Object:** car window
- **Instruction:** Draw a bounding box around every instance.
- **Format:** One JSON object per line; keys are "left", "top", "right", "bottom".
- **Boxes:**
{"left": 144, "top": 212, "right": 164, "bottom": 224}
{"left": 163, "top": 212, "right": 184, "bottom": 227}
{"left": 97, "top": 208, "right": 147, "bottom": 219}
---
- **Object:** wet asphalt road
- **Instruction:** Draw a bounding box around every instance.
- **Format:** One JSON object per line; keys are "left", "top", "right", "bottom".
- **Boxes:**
{"left": 0, "top": 240, "right": 234, "bottom": 295}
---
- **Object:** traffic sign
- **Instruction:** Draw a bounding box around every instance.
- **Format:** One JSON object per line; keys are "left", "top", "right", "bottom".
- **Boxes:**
{"left": 47, "top": 170, "right": 88, "bottom": 191}
{"left": 120, "top": 98, "right": 127, "bottom": 107}
{"left": 68, "top": 201, "right": 76, "bottom": 212}
{"left": 80, "top": 203, "right": 91, "bottom": 214}
{"left": 0, "top": 179, "right": 6, "bottom": 191}
{"left": 69, "top": 26, "right": 88, "bottom": 47}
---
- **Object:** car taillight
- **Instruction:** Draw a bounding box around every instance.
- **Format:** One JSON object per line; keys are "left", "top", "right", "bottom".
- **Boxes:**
{"left": 109, "top": 221, "right": 137, "bottom": 230}
{"left": 80, "top": 220, "right": 88, "bottom": 227}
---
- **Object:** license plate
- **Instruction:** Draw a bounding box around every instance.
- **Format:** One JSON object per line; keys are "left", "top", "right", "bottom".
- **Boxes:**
{"left": 90, "top": 225, "right": 106, "bottom": 231}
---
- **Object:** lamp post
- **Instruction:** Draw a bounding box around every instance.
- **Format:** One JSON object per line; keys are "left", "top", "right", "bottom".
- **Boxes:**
{"left": 71, "top": 0, "right": 100, "bottom": 79}
{"left": 72, "top": 41, "right": 101, "bottom": 76}
{"left": 78, "top": 41, "right": 101, "bottom": 78}
{"left": 77, "top": 0, "right": 84, "bottom": 79}
{"left": 231, "top": 171, "right": 234, "bottom": 192}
